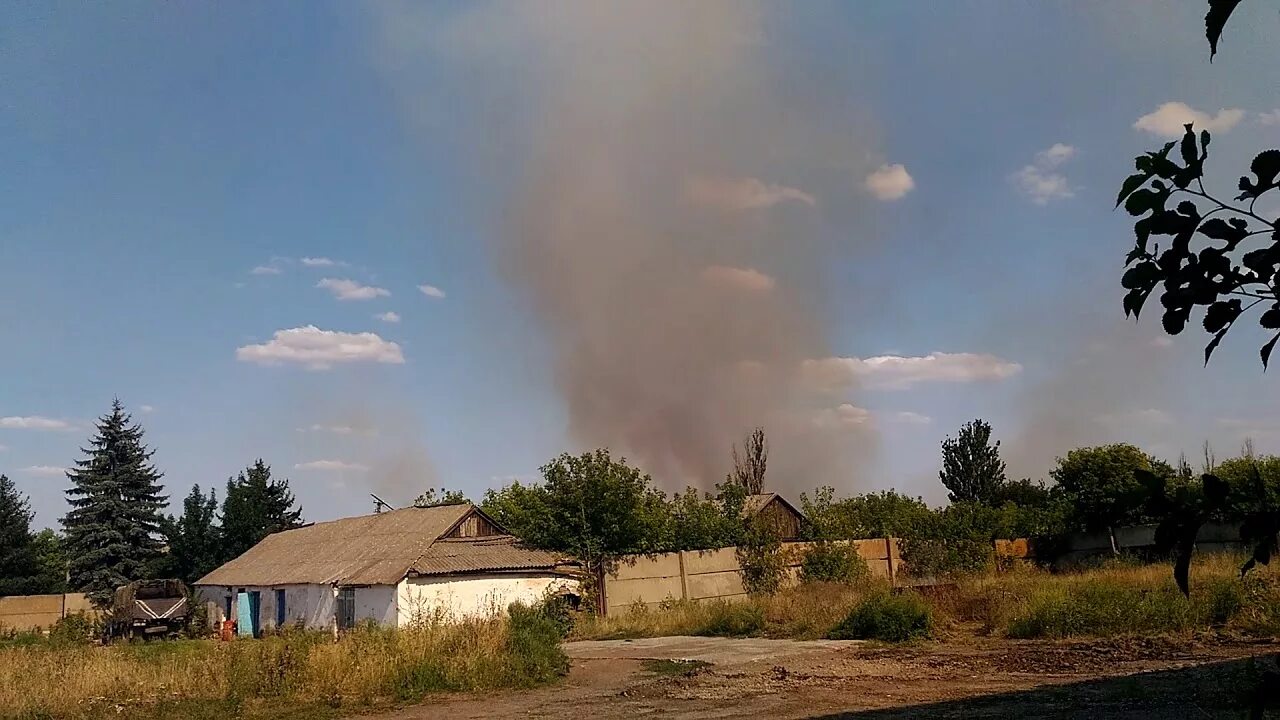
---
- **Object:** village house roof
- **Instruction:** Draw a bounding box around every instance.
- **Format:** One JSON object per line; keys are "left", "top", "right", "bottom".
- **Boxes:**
{"left": 196, "top": 504, "right": 575, "bottom": 587}
{"left": 740, "top": 492, "right": 804, "bottom": 519}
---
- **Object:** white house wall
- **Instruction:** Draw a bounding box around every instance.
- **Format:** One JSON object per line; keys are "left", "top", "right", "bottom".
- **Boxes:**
{"left": 195, "top": 583, "right": 338, "bottom": 631}
{"left": 397, "top": 573, "right": 579, "bottom": 625}
{"left": 354, "top": 585, "right": 397, "bottom": 625}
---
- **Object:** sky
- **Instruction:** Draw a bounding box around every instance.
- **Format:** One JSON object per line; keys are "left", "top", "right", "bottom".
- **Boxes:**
{"left": 3, "top": 1, "right": 1280, "bottom": 529}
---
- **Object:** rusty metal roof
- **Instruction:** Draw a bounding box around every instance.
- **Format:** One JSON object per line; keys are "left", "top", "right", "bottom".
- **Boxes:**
{"left": 196, "top": 504, "right": 573, "bottom": 587}
{"left": 410, "top": 536, "right": 574, "bottom": 577}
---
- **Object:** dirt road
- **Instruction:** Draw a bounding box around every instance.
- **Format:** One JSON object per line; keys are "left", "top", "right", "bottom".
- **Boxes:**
{"left": 379, "top": 635, "right": 1279, "bottom": 719}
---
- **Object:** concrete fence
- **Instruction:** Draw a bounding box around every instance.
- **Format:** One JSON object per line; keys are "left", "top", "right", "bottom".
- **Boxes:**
{"left": 0, "top": 593, "right": 97, "bottom": 633}
{"left": 603, "top": 539, "right": 901, "bottom": 614}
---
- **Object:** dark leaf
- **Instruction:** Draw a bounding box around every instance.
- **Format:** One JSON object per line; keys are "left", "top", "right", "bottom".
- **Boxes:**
{"left": 1173, "top": 531, "right": 1196, "bottom": 598}
{"left": 1203, "top": 473, "right": 1229, "bottom": 510}
{"left": 1264, "top": 332, "right": 1280, "bottom": 369}
{"left": 1125, "top": 188, "right": 1165, "bottom": 217}
{"left": 1180, "top": 125, "right": 1198, "bottom": 165}
{"left": 1237, "top": 150, "right": 1280, "bottom": 201}
{"left": 1206, "top": 0, "right": 1243, "bottom": 59}
{"left": 1117, "top": 172, "right": 1151, "bottom": 208}
{"left": 1123, "top": 288, "right": 1151, "bottom": 319}
{"left": 1121, "top": 261, "right": 1159, "bottom": 290}
{"left": 1203, "top": 299, "right": 1242, "bottom": 333}
{"left": 1152, "top": 516, "right": 1180, "bottom": 555}
{"left": 1200, "top": 130, "right": 1211, "bottom": 152}
{"left": 1204, "top": 327, "right": 1229, "bottom": 366}
{"left": 1162, "top": 307, "right": 1189, "bottom": 335}
{"left": 1134, "top": 217, "right": 1153, "bottom": 252}
{"left": 1198, "top": 217, "right": 1249, "bottom": 244}
{"left": 1261, "top": 309, "right": 1280, "bottom": 330}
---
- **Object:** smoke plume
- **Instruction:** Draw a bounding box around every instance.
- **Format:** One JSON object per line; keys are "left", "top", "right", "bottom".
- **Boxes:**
{"left": 371, "top": 1, "right": 882, "bottom": 492}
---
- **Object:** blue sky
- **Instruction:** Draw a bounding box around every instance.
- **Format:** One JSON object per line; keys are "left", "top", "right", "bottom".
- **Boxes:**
{"left": 3, "top": 2, "right": 1279, "bottom": 528}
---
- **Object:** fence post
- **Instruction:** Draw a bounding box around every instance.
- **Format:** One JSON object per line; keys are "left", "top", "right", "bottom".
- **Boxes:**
{"left": 885, "top": 537, "right": 896, "bottom": 586}
{"left": 678, "top": 551, "right": 689, "bottom": 602}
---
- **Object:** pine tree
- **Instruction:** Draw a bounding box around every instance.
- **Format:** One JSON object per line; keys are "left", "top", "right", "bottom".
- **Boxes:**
{"left": 62, "top": 399, "right": 168, "bottom": 605}
{"left": 220, "top": 459, "right": 302, "bottom": 561}
{"left": 0, "top": 475, "right": 42, "bottom": 596}
{"left": 939, "top": 419, "right": 1008, "bottom": 507}
{"left": 155, "top": 485, "right": 222, "bottom": 585}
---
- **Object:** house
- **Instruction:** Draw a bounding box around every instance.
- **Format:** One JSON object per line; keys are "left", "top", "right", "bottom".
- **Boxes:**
{"left": 741, "top": 493, "right": 805, "bottom": 540}
{"left": 194, "top": 503, "right": 580, "bottom": 635}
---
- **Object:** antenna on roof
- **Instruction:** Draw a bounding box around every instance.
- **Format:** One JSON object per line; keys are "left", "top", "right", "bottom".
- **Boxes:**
{"left": 371, "top": 493, "right": 396, "bottom": 514}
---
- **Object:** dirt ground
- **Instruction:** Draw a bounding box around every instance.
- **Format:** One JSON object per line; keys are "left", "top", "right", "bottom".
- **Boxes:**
{"left": 377, "top": 635, "right": 1280, "bottom": 719}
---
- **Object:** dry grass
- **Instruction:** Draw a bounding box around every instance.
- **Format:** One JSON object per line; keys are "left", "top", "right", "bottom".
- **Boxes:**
{"left": 574, "top": 554, "right": 1280, "bottom": 643}
{"left": 0, "top": 611, "right": 567, "bottom": 720}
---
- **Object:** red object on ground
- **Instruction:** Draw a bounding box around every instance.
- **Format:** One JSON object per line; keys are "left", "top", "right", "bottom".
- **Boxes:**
{"left": 220, "top": 620, "right": 236, "bottom": 641}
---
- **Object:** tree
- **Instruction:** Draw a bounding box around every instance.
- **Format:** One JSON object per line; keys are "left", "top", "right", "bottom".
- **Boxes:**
{"left": 668, "top": 486, "right": 743, "bottom": 551}
{"left": 413, "top": 487, "right": 469, "bottom": 508}
{"left": 938, "top": 419, "right": 1008, "bottom": 506}
{"left": 62, "top": 399, "right": 168, "bottom": 606}
{"left": 800, "top": 487, "right": 932, "bottom": 540}
{"left": 0, "top": 475, "right": 42, "bottom": 596}
{"left": 1118, "top": 3, "right": 1280, "bottom": 367}
{"left": 155, "top": 485, "right": 222, "bottom": 585}
{"left": 482, "top": 449, "right": 671, "bottom": 609}
{"left": 730, "top": 428, "right": 768, "bottom": 495}
{"left": 29, "top": 529, "right": 67, "bottom": 595}
{"left": 1050, "top": 444, "right": 1164, "bottom": 555}
{"left": 220, "top": 460, "right": 303, "bottom": 562}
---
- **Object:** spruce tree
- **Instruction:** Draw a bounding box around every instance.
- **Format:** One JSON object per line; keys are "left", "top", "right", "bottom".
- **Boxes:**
{"left": 939, "top": 419, "right": 1008, "bottom": 507}
{"left": 0, "top": 475, "right": 42, "bottom": 596}
{"left": 220, "top": 459, "right": 302, "bottom": 561}
{"left": 62, "top": 399, "right": 167, "bottom": 605}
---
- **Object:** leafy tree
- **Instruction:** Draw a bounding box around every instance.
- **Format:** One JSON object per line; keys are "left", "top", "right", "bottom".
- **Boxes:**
{"left": 1050, "top": 444, "right": 1166, "bottom": 555}
{"left": 736, "top": 516, "right": 783, "bottom": 594}
{"left": 29, "top": 529, "right": 67, "bottom": 595}
{"left": 667, "top": 486, "right": 743, "bottom": 551}
{"left": 154, "top": 485, "right": 222, "bottom": 585}
{"left": 800, "top": 487, "right": 932, "bottom": 540}
{"left": 220, "top": 460, "right": 303, "bottom": 562}
{"left": 482, "top": 449, "right": 671, "bottom": 608}
{"left": 730, "top": 428, "right": 768, "bottom": 495}
{"left": 0, "top": 475, "right": 42, "bottom": 596}
{"left": 938, "top": 419, "right": 1008, "bottom": 506}
{"left": 993, "top": 478, "right": 1053, "bottom": 508}
{"left": 63, "top": 399, "right": 168, "bottom": 606}
{"left": 413, "top": 487, "right": 469, "bottom": 508}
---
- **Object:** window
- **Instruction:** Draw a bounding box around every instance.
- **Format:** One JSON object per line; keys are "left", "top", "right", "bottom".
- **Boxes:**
{"left": 275, "top": 589, "right": 287, "bottom": 627}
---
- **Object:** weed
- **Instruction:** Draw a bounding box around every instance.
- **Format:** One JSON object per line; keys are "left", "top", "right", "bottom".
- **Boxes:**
{"left": 641, "top": 658, "right": 712, "bottom": 676}
{"left": 827, "top": 592, "right": 932, "bottom": 642}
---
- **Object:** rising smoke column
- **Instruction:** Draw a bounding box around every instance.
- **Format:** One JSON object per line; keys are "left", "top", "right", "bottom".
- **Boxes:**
{"left": 371, "top": 1, "right": 882, "bottom": 492}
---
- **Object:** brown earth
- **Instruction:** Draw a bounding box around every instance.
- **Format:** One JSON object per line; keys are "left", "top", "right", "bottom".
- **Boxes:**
{"left": 374, "top": 635, "right": 1280, "bottom": 719}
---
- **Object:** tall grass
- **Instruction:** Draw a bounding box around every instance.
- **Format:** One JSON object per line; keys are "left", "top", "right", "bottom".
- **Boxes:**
{"left": 574, "top": 554, "right": 1280, "bottom": 643}
{"left": 0, "top": 609, "right": 567, "bottom": 719}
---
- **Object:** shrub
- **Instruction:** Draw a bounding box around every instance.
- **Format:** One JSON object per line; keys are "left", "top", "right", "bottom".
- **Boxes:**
{"left": 1005, "top": 580, "right": 1198, "bottom": 638}
{"left": 697, "top": 601, "right": 765, "bottom": 637}
{"left": 506, "top": 602, "right": 571, "bottom": 684}
{"left": 736, "top": 521, "right": 784, "bottom": 595}
{"left": 828, "top": 592, "right": 932, "bottom": 642}
{"left": 46, "top": 612, "right": 96, "bottom": 646}
{"left": 800, "top": 542, "right": 869, "bottom": 584}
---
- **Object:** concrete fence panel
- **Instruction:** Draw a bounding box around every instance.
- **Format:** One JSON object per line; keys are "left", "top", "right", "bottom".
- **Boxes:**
{"left": 0, "top": 593, "right": 96, "bottom": 632}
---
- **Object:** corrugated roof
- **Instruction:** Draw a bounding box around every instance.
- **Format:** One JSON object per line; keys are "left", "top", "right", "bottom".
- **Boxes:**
{"left": 741, "top": 493, "right": 805, "bottom": 520}
{"left": 197, "top": 504, "right": 571, "bottom": 587}
{"left": 410, "top": 536, "right": 572, "bottom": 576}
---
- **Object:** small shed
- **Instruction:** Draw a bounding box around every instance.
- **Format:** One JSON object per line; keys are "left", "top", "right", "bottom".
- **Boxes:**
{"left": 194, "top": 504, "right": 579, "bottom": 634}
{"left": 741, "top": 493, "right": 806, "bottom": 540}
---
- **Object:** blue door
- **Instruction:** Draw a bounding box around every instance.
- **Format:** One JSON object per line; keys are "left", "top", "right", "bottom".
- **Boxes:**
{"left": 236, "top": 591, "right": 261, "bottom": 637}
{"left": 275, "top": 589, "right": 287, "bottom": 627}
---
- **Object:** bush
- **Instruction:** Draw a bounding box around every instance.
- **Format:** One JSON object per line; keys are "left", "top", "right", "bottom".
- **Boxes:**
{"left": 505, "top": 602, "right": 571, "bottom": 684}
{"left": 47, "top": 612, "right": 96, "bottom": 646}
{"left": 828, "top": 592, "right": 932, "bottom": 642}
{"left": 1005, "top": 580, "right": 1198, "bottom": 638}
{"left": 696, "top": 601, "right": 765, "bottom": 637}
{"left": 800, "top": 542, "right": 870, "bottom": 584}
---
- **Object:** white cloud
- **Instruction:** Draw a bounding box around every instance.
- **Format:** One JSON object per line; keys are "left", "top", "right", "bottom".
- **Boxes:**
{"left": 235, "top": 326, "right": 405, "bottom": 370}
{"left": 294, "top": 459, "right": 368, "bottom": 472}
{"left": 1036, "top": 143, "right": 1076, "bottom": 167}
{"left": 19, "top": 465, "right": 67, "bottom": 476}
{"left": 374, "top": 311, "right": 401, "bottom": 323}
{"left": 802, "top": 352, "right": 1023, "bottom": 392}
{"left": 250, "top": 265, "right": 282, "bottom": 276}
{"left": 418, "top": 284, "right": 446, "bottom": 299}
{"left": 1134, "top": 102, "right": 1245, "bottom": 138}
{"left": 812, "top": 404, "right": 872, "bottom": 430}
{"left": 701, "top": 265, "right": 776, "bottom": 292}
{"left": 317, "top": 278, "right": 391, "bottom": 301}
{"left": 1259, "top": 110, "right": 1280, "bottom": 126}
{"left": 301, "top": 257, "right": 342, "bottom": 267}
{"left": 891, "top": 411, "right": 933, "bottom": 425}
{"left": 864, "top": 164, "right": 915, "bottom": 201}
{"left": 139, "top": 405, "right": 155, "bottom": 414}
{"left": 685, "top": 175, "right": 817, "bottom": 210}
{"left": 1013, "top": 143, "right": 1077, "bottom": 205}
{"left": 0, "top": 416, "right": 72, "bottom": 431}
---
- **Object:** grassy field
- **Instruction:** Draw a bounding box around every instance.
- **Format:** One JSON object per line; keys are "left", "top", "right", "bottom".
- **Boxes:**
{"left": 0, "top": 605, "right": 567, "bottom": 720}
{"left": 572, "top": 553, "right": 1280, "bottom": 643}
